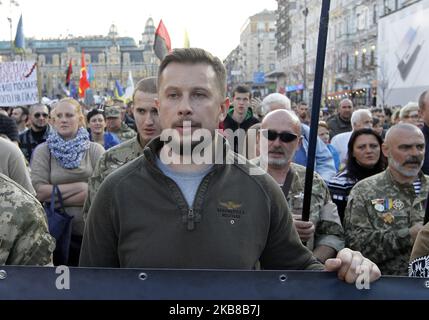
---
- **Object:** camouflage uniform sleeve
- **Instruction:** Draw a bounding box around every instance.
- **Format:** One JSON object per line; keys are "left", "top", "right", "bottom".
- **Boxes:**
{"left": 313, "top": 177, "right": 345, "bottom": 252}
{"left": 83, "top": 152, "right": 109, "bottom": 221}
{"left": 118, "top": 127, "right": 137, "bottom": 142}
{"left": 344, "top": 185, "right": 412, "bottom": 263}
{"left": 0, "top": 191, "right": 55, "bottom": 265}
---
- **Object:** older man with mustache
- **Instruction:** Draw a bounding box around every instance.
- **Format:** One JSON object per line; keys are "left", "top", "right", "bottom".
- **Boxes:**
{"left": 254, "top": 109, "right": 344, "bottom": 263}
{"left": 344, "top": 123, "right": 428, "bottom": 275}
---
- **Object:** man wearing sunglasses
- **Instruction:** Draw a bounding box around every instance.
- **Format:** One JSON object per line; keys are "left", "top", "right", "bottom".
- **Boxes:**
{"left": 254, "top": 109, "right": 344, "bottom": 263}
{"left": 19, "top": 103, "right": 52, "bottom": 163}
{"left": 261, "top": 93, "right": 336, "bottom": 182}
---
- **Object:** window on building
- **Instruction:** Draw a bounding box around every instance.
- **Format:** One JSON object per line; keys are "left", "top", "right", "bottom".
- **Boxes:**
{"left": 371, "top": 45, "right": 376, "bottom": 65}
{"left": 384, "top": 0, "right": 396, "bottom": 14}
{"left": 354, "top": 51, "right": 359, "bottom": 69}
{"left": 90, "top": 53, "right": 99, "bottom": 63}
{"left": 45, "top": 54, "right": 52, "bottom": 65}
{"left": 373, "top": 4, "right": 377, "bottom": 24}
{"left": 346, "top": 53, "right": 349, "bottom": 72}
{"left": 345, "top": 15, "right": 349, "bottom": 35}
{"left": 362, "top": 51, "right": 366, "bottom": 68}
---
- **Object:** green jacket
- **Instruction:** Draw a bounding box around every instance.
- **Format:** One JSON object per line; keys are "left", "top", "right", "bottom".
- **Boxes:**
{"left": 344, "top": 168, "right": 429, "bottom": 275}
{"left": 80, "top": 136, "right": 323, "bottom": 270}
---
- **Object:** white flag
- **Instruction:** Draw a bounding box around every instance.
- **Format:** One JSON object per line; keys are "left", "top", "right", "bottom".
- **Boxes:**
{"left": 124, "top": 71, "right": 135, "bottom": 100}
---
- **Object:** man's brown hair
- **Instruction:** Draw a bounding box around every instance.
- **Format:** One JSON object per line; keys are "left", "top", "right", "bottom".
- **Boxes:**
{"left": 158, "top": 48, "right": 227, "bottom": 98}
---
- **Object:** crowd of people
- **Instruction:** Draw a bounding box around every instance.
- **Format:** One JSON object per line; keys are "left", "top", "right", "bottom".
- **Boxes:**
{"left": 1, "top": 47, "right": 428, "bottom": 285}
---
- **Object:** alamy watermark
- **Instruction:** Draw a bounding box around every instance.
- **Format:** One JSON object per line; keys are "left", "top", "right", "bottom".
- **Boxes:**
{"left": 355, "top": 264, "right": 371, "bottom": 290}
{"left": 55, "top": 265, "right": 70, "bottom": 290}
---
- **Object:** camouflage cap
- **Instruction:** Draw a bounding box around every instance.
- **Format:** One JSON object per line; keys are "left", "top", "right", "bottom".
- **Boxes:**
{"left": 104, "top": 105, "right": 121, "bottom": 118}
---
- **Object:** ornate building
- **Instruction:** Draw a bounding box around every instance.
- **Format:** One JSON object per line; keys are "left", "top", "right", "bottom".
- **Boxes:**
{"left": 0, "top": 18, "right": 159, "bottom": 98}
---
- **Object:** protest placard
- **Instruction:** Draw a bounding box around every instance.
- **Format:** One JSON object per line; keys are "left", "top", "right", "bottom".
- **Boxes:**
{"left": 0, "top": 61, "right": 39, "bottom": 107}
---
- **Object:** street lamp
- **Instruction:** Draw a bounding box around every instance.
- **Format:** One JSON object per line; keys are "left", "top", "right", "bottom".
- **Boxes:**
{"left": 5, "top": 0, "right": 20, "bottom": 57}
{"left": 302, "top": 1, "right": 309, "bottom": 103}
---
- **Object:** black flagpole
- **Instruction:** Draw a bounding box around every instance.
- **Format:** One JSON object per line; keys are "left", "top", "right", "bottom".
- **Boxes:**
{"left": 302, "top": 0, "right": 331, "bottom": 222}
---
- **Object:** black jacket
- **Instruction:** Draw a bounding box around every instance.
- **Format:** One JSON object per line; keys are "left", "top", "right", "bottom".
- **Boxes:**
{"left": 326, "top": 114, "right": 352, "bottom": 138}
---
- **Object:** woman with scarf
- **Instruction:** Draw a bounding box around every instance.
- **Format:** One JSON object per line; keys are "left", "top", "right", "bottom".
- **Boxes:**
{"left": 31, "top": 98, "right": 105, "bottom": 266}
{"left": 327, "top": 128, "right": 386, "bottom": 223}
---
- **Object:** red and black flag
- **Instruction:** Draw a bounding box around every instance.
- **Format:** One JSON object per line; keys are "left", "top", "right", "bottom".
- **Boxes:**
{"left": 153, "top": 19, "right": 172, "bottom": 61}
{"left": 65, "top": 59, "right": 72, "bottom": 87}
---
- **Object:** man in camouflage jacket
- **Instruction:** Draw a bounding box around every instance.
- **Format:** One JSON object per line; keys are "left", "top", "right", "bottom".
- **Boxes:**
{"left": 105, "top": 105, "right": 137, "bottom": 142}
{"left": 255, "top": 109, "right": 344, "bottom": 262}
{"left": 344, "top": 123, "right": 428, "bottom": 275}
{"left": 0, "top": 173, "right": 55, "bottom": 265}
{"left": 83, "top": 77, "right": 161, "bottom": 220}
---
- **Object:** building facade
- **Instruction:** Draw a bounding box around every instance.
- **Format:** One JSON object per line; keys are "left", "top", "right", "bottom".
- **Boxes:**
{"left": 0, "top": 18, "right": 159, "bottom": 99}
{"left": 273, "top": 0, "right": 378, "bottom": 108}
{"left": 274, "top": 0, "right": 421, "bottom": 108}
{"left": 224, "top": 9, "right": 277, "bottom": 96}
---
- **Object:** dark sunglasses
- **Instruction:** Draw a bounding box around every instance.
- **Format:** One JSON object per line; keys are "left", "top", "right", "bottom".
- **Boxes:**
{"left": 266, "top": 130, "right": 298, "bottom": 143}
{"left": 34, "top": 113, "right": 49, "bottom": 119}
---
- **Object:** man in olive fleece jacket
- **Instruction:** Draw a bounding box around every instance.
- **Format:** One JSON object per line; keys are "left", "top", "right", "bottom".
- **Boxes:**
{"left": 81, "top": 136, "right": 322, "bottom": 270}
{"left": 80, "top": 48, "right": 380, "bottom": 284}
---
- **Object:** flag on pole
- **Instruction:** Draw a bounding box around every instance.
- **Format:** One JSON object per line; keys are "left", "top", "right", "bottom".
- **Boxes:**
{"left": 65, "top": 59, "right": 72, "bottom": 87}
{"left": 153, "top": 19, "right": 172, "bottom": 61}
{"left": 79, "top": 50, "right": 90, "bottom": 98}
{"left": 184, "top": 29, "right": 190, "bottom": 48}
{"left": 70, "top": 80, "right": 78, "bottom": 99}
{"left": 114, "top": 80, "right": 124, "bottom": 99}
{"left": 14, "top": 14, "right": 25, "bottom": 51}
{"left": 87, "top": 64, "right": 95, "bottom": 84}
{"left": 123, "top": 71, "right": 134, "bottom": 100}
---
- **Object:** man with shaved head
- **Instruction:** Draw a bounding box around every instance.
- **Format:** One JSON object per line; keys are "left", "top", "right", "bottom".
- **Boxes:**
{"left": 327, "top": 99, "right": 354, "bottom": 138}
{"left": 261, "top": 93, "right": 336, "bottom": 182}
{"left": 344, "top": 123, "right": 428, "bottom": 275}
{"left": 254, "top": 109, "right": 344, "bottom": 263}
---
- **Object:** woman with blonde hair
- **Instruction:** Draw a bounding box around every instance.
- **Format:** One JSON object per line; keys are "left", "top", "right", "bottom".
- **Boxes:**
{"left": 31, "top": 98, "right": 104, "bottom": 266}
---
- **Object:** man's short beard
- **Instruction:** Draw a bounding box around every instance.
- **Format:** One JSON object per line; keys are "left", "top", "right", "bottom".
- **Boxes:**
{"left": 262, "top": 146, "right": 294, "bottom": 169}
{"left": 389, "top": 155, "right": 422, "bottom": 177}
{"left": 32, "top": 123, "right": 47, "bottom": 131}
{"left": 268, "top": 157, "right": 289, "bottom": 168}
